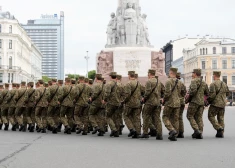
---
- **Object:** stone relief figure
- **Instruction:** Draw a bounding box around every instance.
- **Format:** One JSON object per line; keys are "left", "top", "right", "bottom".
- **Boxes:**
{"left": 142, "top": 14, "right": 150, "bottom": 45}
{"left": 116, "top": 8, "right": 125, "bottom": 45}
{"left": 151, "top": 50, "right": 166, "bottom": 76}
{"left": 97, "top": 51, "right": 114, "bottom": 76}
{"left": 106, "top": 13, "right": 117, "bottom": 45}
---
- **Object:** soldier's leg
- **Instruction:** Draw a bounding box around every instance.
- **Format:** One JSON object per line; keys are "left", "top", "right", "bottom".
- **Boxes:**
{"left": 187, "top": 103, "right": 200, "bottom": 131}
{"left": 208, "top": 105, "right": 220, "bottom": 130}
{"left": 124, "top": 107, "right": 135, "bottom": 131}
{"left": 154, "top": 106, "right": 162, "bottom": 137}
{"left": 0, "top": 112, "right": 2, "bottom": 129}
{"left": 8, "top": 107, "right": 16, "bottom": 126}
{"left": 106, "top": 104, "right": 118, "bottom": 132}
{"left": 82, "top": 107, "right": 89, "bottom": 133}
{"left": 47, "top": 106, "right": 56, "bottom": 128}
{"left": 142, "top": 105, "right": 153, "bottom": 135}
{"left": 15, "top": 107, "right": 24, "bottom": 126}
{"left": 54, "top": 106, "right": 61, "bottom": 126}
{"left": 74, "top": 105, "right": 84, "bottom": 129}
{"left": 67, "top": 107, "right": 74, "bottom": 128}
{"left": 172, "top": 108, "right": 180, "bottom": 133}
{"left": 26, "top": 107, "right": 33, "bottom": 125}
{"left": 162, "top": 106, "right": 175, "bottom": 131}
{"left": 1, "top": 108, "right": 9, "bottom": 124}
{"left": 42, "top": 107, "right": 48, "bottom": 129}
{"left": 195, "top": 105, "right": 204, "bottom": 133}
{"left": 35, "top": 107, "right": 43, "bottom": 129}
{"left": 217, "top": 108, "right": 225, "bottom": 129}
{"left": 89, "top": 105, "right": 98, "bottom": 127}
{"left": 60, "top": 106, "right": 69, "bottom": 127}
{"left": 97, "top": 108, "right": 105, "bottom": 132}
{"left": 179, "top": 105, "right": 185, "bottom": 133}
{"left": 133, "top": 108, "right": 141, "bottom": 135}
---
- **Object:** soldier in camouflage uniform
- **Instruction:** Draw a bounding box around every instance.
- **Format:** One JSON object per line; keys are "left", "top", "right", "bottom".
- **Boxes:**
{"left": 187, "top": 69, "right": 209, "bottom": 139}
{"left": 176, "top": 73, "right": 187, "bottom": 138}
{"left": 24, "top": 82, "right": 36, "bottom": 132}
{"left": 60, "top": 78, "right": 77, "bottom": 134}
{"left": 103, "top": 72, "right": 121, "bottom": 137}
{"left": 162, "top": 68, "right": 181, "bottom": 141}
{"left": 74, "top": 76, "right": 90, "bottom": 135}
{"left": 89, "top": 74, "right": 106, "bottom": 136}
{"left": 47, "top": 79, "right": 63, "bottom": 134}
{"left": 1, "top": 84, "right": 10, "bottom": 130}
{"left": 208, "top": 71, "right": 229, "bottom": 138}
{"left": 140, "top": 69, "right": 165, "bottom": 140}
{"left": 6, "top": 83, "right": 18, "bottom": 131}
{"left": 15, "top": 82, "right": 28, "bottom": 132}
{"left": 123, "top": 71, "right": 142, "bottom": 138}
{"left": 35, "top": 80, "right": 50, "bottom": 133}
{"left": 0, "top": 85, "right": 4, "bottom": 130}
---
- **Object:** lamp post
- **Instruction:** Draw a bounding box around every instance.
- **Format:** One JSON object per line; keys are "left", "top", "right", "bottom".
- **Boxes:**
{"left": 84, "top": 51, "right": 89, "bottom": 78}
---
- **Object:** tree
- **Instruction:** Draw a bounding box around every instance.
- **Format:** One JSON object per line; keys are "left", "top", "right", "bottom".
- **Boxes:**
{"left": 42, "top": 76, "right": 51, "bottom": 82}
{"left": 88, "top": 70, "right": 96, "bottom": 80}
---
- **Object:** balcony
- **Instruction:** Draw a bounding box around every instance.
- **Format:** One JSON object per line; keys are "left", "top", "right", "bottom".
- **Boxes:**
{"left": 0, "top": 65, "right": 21, "bottom": 71}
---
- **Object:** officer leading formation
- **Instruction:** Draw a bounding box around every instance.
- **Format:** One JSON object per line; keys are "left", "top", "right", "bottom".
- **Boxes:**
{"left": 0, "top": 68, "right": 229, "bottom": 141}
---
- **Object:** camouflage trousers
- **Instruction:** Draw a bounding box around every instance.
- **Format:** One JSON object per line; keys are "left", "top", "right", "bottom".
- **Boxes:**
{"left": 114, "top": 105, "right": 124, "bottom": 132}
{"left": 26, "top": 107, "right": 35, "bottom": 124}
{"left": 74, "top": 105, "right": 89, "bottom": 132}
{"left": 162, "top": 106, "right": 180, "bottom": 132}
{"left": 60, "top": 106, "right": 74, "bottom": 128}
{"left": 208, "top": 105, "right": 225, "bottom": 130}
{"left": 124, "top": 106, "right": 141, "bottom": 134}
{"left": 142, "top": 105, "right": 162, "bottom": 135}
{"left": 106, "top": 104, "right": 119, "bottom": 132}
{"left": 15, "top": 107, "right": 27, "bottom": 125}
{"left": 8, "top": 107, "right": 16, "bottom": 126}
{"left": 35, "top": 106, "right": 48, "bottom": 129}
{"left": 89, "top": 105, "right": 106, "bottom": 132}
{"left": 47, "top": 105, "right": 59, "bottom": 127}
{"left": 0, "top": 111, "right": 2, "bottom": 125}
{"left": 187, "top": 102, "right": 204, "bottom": 132}
{"left": 1, "top": 107, "right": 9, "bottom": 124}
{"left": 179, "top": 104, "right": 185, "bottom": 133}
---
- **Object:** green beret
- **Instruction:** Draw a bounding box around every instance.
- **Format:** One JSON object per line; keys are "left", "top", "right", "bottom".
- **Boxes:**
{"left": 44, "top": 82, "right": 49, "bottom": 87}
{"left": 21, "top": 81, "right": 26, "bottom": 85}
{"left": 117, "top": 75, "right": 122, "bottom": 80}
{"left": 192, "top": 69, "right": 201, "bottom": 74}
{"left": 29, "top": 82, "right": 34, "bottom": 87}
{"left": 213, "top": 71, "right": 221, "bottom": 77}
{"left": 48, "top": 81, "right": 52, "bottom": 85}
{"left": 128, "top": 71, "right": 135, "bottom": 76}
{"left": 65, "top": 78, "right": 71, "bottom": 82}
{"left": 52, "top": 78, "right": 57, "bottom": 82}
{"left": 170, "top": 67, "right": 178, "bottom": 73}
{"left": 148, "top": 69, "right": 156, "bottom": 75}
{"left": 96, "top": 74, "right": 102, "bottom": 79}
{"left": 79, "top": 76, "right": 85, "bottom": 80}
{"left": 176, "top": 72, "right": 181, "bottom": 78}
{"left": 58, "top": 80, "right": 64, "bottom": 84}
{"left": 38, "top": 79, "right": 44, "bottom": 84}
{"left": 12, "top": 83, "right": 17, "bottom": 87}
{"left": 84, "top": 78, "right": 89, "bottom": 83}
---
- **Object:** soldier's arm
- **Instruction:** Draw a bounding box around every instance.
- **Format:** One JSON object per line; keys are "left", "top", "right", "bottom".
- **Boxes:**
{"left": 225, "top": 83, "right": 230, "bottom": 97}
{"left": 144, "top": 81, "right": 152, "bottom": 99}
{"left": 189, "top": 79, "right": 198, "bottom": 96}
{"left": 164, "top": 80, "right": 172, "bottom": 100}
{"left": 160, "top": 83, "right": 165, "bottom": 98}
{"left": 208, "top": 83, "right": 216, "bottom": 100}
{"left": 103, "top": 83, "right": 112, "bottom": 102}
{"left": 204, "top": 84, "right": 209, "bottom": 96}
{"left": 34, "top": 89, "right": 40, "bottom": 102}
{"left": 123, "top": 83, "right": 132, "bottom": 102}
{"left": 45, "top": 88, "right": 51, "bottom": 101}
{"left": 91, "top": 84, "right": 100, "bottom": 100}
{"left": 181, "top": 84, "right": 187, "bottom": 97}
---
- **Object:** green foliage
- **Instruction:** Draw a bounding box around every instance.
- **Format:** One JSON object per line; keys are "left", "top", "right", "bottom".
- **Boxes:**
{"left": 68, "top": 74, "right": 80, "bottom": 80}
{"left": 42, "top": 76, "right": 51, "bottom": 82}
{"left": 88, "top": 70, "right": 96, "bottom": 80}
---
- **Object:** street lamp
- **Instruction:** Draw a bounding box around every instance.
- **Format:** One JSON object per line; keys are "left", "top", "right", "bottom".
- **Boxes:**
{"left": 84, "top": 51, "right": 89, "bottom": 78}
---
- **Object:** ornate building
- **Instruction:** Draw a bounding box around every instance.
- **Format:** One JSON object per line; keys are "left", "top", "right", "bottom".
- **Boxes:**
{"left": 183, "top": 38, "right": 235, "bottom": 91}
{"left": 0, "top": 10, "right": 42, "bottom": 84}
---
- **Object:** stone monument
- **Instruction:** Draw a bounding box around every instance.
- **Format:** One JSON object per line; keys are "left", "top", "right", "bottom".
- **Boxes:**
{"left": 97, "top": 0, "right": 167, "bottom": 84}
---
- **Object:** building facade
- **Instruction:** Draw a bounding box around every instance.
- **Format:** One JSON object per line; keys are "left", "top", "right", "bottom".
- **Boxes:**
{"left": 171, "top": 56, "right": 184, "bottom": 80}
{"left": 183, "top": 38, "right": 235, "bottom": 91}
{"left": 22, "top": 12, "right": 64, "bottom": 79}
{"left": 0, "top": 11, "right": 42, "bottom": 84}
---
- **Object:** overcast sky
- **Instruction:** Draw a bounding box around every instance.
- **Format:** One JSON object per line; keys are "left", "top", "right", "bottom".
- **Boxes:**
{"left": 1, "top": 0, "right": 235, "bottom": 76}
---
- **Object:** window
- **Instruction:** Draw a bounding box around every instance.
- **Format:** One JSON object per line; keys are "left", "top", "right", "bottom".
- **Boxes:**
{"left": 232, "top": 47, "right": 235, "bottom": 54}
{"left": 0, "top": 24, "right": 1, "bottom": 33}
{"left": 9, "top": 25, "right": 12, "bottom": 33}
{"left": 203, "top": 48, "right": 205, "bottom": 55}
{"left": 212, "top": 60, "right": 217, "bottom": 69}
{"left": 232, "top": 76, "right": 235, "bottom": 85}
{"left": 213, "top": 47, "right": 216, "bottom": 54}
{"left": 9, "top": 56, "right": 12, "bottom": 69}
{"left": 0, "top": 39, "right": 2, "bottom": 48}
{"left": 206, "top": 48, "right": 208, "bottom": 55}
{"left": 222, "top": 47, "right": 227, "bottom": 54}
{"left": 222, "top": 60, "right": 227, "bottom": 69}
{"left": 0, "top": 73, "right": 2, "bottom": 83}
{"left": 200, "top": 49, "right": 202, "bottom": 55}
{"left": 222, "top": 76, "right": 227, "bottom": 84}
{"left": 11, "top": 73, "right": 13, "bottom": 83}
{"left": 202, "top": 61, "right": 206, "bottom": 69}
{"left": 232, "top": 60, "right": 235, "bottom": 69}
{"left": 9, "top": 40, "right": 12, "bottom": 49}
{"left": 8, "top": 73, "right": 10, "bottom": 83}
{"left": 0, "top": 57, "right": 2, "bottom": 68}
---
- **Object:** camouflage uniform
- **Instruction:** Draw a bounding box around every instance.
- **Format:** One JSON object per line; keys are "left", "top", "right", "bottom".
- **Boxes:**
{"left": 187, "top": 76, "right": 209, "bottom": 134}
{"left": 0, "top": 85, "right": 5, "bottom": 129}
{"left": 123, "top": 76, "right": 142, "bottom": 136}
{"left": 1, "top": 85, "right": 10, "bottom": 128}
{"left": 142, "top": 74, "right": 165, "bottom": 138}
{"left": 74, "top": 82, "right": 90, "bottom": 133}
{"left": 208, "top": 74, "right": 229, "bottom": 136}
{"left": 35, "top": 84, "right": 50, "bottom": 130}
{"left": 15, "top": 83, "right": 28, "bottom": 130}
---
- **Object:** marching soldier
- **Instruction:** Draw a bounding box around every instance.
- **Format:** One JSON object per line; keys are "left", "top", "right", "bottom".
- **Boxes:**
{"left": 162, "top": 68, "right": 181, "bottom": 141}
{"left": 0, "top": 85, "right": 4, "bottom": 130}
{"left": 176, "top": 73, "right": 187, "bottom": 138}
{"left": 47, "top": 79, "right": 63, "bottom": 134}
{"left": 186, "top": 69, "right": 209, "bottom": 139}
{"left": 1, "top": 83, "right": 10, "bottom": 130}
{"left": 123, "top": 71, "right": 142, "bottom": 138}
{"left": 15, "top": 82, "right": 28, "bottom": 132}
{"left": 208, "top": 71, "right": 229, "bottom": 138}
{"left": 35, "top": 80, "right": 50, "bottom": 133}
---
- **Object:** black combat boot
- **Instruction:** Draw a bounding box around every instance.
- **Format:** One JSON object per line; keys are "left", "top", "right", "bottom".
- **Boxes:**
{"left": 138, "top": 134, "right": 149, "bottom": 139}
{"left": 19, "top": 125, "right": 24, "bottom": 132}
{"left": 15, "top": 123, "right": 19, "bottom": 129}
{"left": 114, "top": 131, "right": 119, "bottom": 137}
{"left": 82, "top": 131, "right": 88, "bottom": 135}
{"left": 52, "top": 127, "right": 58, "bottom": 134}
{"left": 89, "top": 126, "right": 94, "bottom": 132}
{"left": 128, "top": 129, "right": 136, "bottom": 137}
{"left": 156, "top": 134, "right": 163, "bottom": 140}
{"left": 216, "top": 128, "right": 224, "bottom": 138}
{"left": 132, "top": 132, "right": 139, "bottom": 139}
{"left": 29, "top": 124, "right": 34, "bottom": 133}
{"left": 177, "top": 132, "right": 184, "bottom": 138}
{"left": 76, "top": 128, "right": 82, "bottom": 134}
{"left": 192, "top": 130, "right": 200, "bottom": 139}
{"left": 71, "top": 125, "right": 76, "bottom": 133}
{"left": 41, "top": 128, "right": 47, "bottom": 133}
{"left": 12, "top": 124, "right": 17, "bottom": 131}
{"left": 92, "top": 127, "right": 100, "bottom": 134}
{"left": 168, "top": 130, "right": 177, "bottom": 141}
{"left": 4, "top": 123, "right": 9, "bottom": 131}
{"left": 36, "top": 125, "right": 39, "bottom": 131}
{"left": 105, "top": 125, "right": 108, "bottom": 132}
{"left": 119, "top": 125, "right": 125, "bottom": 135}
{"left": 0, "top": 124, "right": 2, "bottom": 130}
{"left": 97, "top": 131, "right": 104, "bottom": 136}
{"left": 110, "top": 130, "right": 115, "bottom": 137}
{"left": 64, "top": 126, "right": 71, "bottom": 134}
{"left": 57, "top": 123, "right": 62, "bottom": 132}
{"left": 22, "top": 124, "right": 27, "bottom": 132}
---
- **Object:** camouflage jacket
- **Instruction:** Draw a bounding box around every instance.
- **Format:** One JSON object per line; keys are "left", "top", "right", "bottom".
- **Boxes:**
{"left": 117, "top": 81, "right": 125, "bottom": 102}
{"left": 164, "top": 78, "right": 181, "bottom": 108}
{"left": 61, "top": 85, "right": 77, "bottom": 107}
{"left": 189, "top": 77, "right": 209, "bottom": 106}
{"left": 123, "top": 79, "right": 142, "bottom": 108}
{"left": 48, "top": 84, "right": 63, "bottom": 107}
{"left": 144, "top": 77, "right": 165, "bottom": 106}
{"left": 91, "top": 82, "right": 104, "bottom": 107}
{"left": 15, "top": 87, "right": 27, "bottom": 107}
{"left": 6, "top": 89, "right": 17, "bottom": 107}
{"left": 0, "top": 90, "right": 4, "bottom": 105}
{"left": 208, "top": 80, "right": 229, "bottom": 108}
{"left": 74, "top": 83, "right": 90, "bottom": 107}
{"left": 24, "top": 88, "right": 36, "bottom": 107}
{"left": 104, "top": 80, "right": 120, "bottom": 107}
{"left": 0, "top": 89, "right": 10, "bottom": 108}
{"left": 35, "top": 87, "right": 50, "bottom": 107}
{"left": 178, "top": 80, "right": 187, "bottom": 105}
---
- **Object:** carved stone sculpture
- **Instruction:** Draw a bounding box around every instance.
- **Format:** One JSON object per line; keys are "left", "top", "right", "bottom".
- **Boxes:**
{"left": 106, "top": 13, "right": 117, "bottom": 45}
